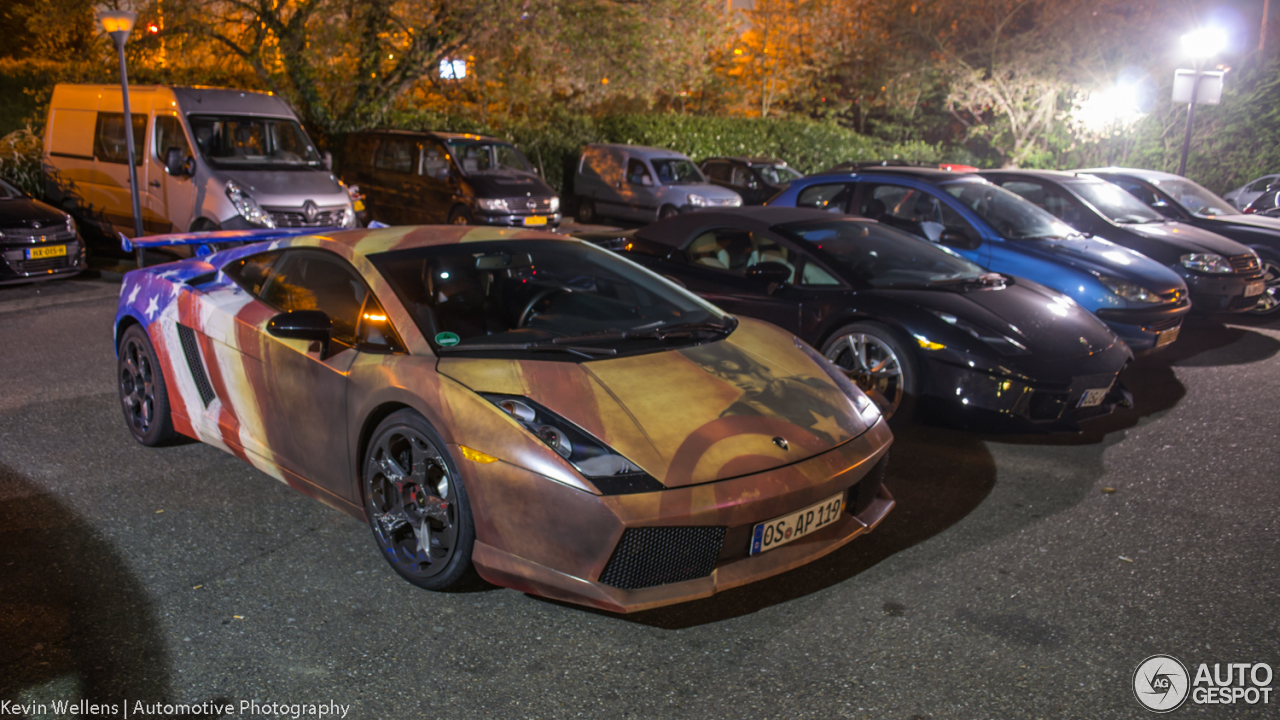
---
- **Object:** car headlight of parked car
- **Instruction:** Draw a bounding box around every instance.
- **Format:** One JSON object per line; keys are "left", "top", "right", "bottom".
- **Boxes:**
{"left": 65, "top": 214, "right": 76, "bottom": 234}
{"left": 225, "top": 181, "right": 275, "bottom": 228}
{"left": 1099, "top": 276, "right": 1163, "bottom": 304}
{"left": 481, "top": 394, "right": 650, "bottom": 481}
{"left": 687, "top": 194, "right": 708, "bottom": 207}
{"left": 931, "top": 311, "right": 1031, "bottom": 355}
{"left": 340, "top": 205, "right": 358, "bottom": 228}
{"left": 726, "top": 195, "right": 743, "bottom": 207}
{"left": 1180, "top": 253, "right": 1233, "bottom": 274}
{"left": 477, "top": 198, "right": 509, "bottom": 213}
{"left": 549, "top": 196, "right": 560, "bottom": 213}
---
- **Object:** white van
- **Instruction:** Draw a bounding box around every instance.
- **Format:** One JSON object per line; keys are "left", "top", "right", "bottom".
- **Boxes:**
{"left": 43, "top": 84, "right": 357, "bottom": 238}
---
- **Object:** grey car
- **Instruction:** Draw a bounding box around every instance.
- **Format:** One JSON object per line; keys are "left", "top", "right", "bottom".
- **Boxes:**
{"left": 574, "top": 144, "right": 741, "bottom": 224}
{"left": 1223, "top": 174, "right": 1280, "bottom": 210}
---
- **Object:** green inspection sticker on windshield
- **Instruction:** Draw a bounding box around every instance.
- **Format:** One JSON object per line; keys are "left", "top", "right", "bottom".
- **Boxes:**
{"left": 435, "top": 332, "right": 460, "bottom": 347}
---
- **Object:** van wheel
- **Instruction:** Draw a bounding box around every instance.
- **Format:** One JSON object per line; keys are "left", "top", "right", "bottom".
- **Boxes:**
{"left": 448, "top": 207, "right": 473, "bottom": 225}
{"left": 576, "top": 198, "right": 596, "bottom": 224}
{"left": 658, "top": 204, "right": 680, "bottom": 221}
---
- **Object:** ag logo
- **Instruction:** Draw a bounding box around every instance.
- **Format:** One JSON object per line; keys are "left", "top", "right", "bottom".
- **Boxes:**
{"left": 1134, "top": 654, "right": 1190, "bottom": 712}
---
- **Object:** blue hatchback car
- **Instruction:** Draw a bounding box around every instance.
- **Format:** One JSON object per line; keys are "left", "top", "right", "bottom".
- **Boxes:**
{"left": 767, "top": 167, "right": 1191, "bottom": 352}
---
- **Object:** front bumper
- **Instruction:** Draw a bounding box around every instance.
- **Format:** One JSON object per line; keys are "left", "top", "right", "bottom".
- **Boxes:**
{"left": 1183, "top": 271, "right": 1268, "bottom": 314}
{"left": 920, "top": 346, "right": 1132, "bottom": 432}
{"left": 474, "top": 211, "right": 562, "bottom": 229}
{"left": 1094, "top": 297, "right": 1191, "bottom": 353}
{"left": 458, "top": 419, "right": 893, "bottom": 613}
{"left": 0, "top": 236, "right": 86, "bottom": 285}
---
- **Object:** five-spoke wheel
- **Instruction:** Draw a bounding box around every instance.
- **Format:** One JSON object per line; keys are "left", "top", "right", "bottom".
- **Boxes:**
{"left": 1249, "top": 257, "right": 1280, "bottom": 315}
{"left": 117, "top": 325, "right": 176, "bottom": 446}
{"left": 363, "top": 410, "right": 475, "bottom": 590}
{"left": 820, "top": 322, "right": 916, "bottom": 425}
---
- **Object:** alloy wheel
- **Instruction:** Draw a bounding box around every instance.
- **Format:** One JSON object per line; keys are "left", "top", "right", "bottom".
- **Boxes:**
{"left": 1249, "top": 260, "right": 1280, "bottom": 315}
{"left": 824, "top": 332, "right": 906, "bottom": 417}
{"left": 119, "top": 335, "right": 158, "bottom": 436}
{"left": 364, "top": 426, "right": 459, "bottom": 581}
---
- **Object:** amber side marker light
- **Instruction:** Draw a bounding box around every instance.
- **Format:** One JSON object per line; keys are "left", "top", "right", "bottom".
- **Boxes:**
{"left": 460, "top": 446, "right": 498, "bottom": 464}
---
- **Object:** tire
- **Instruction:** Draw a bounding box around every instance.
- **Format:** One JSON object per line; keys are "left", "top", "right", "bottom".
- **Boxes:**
{"left": 658, "top": 204, "right": 680, "bottom": 221}
{"left": 448, "top": 207, "right": 473, "bottom": 225}
{"left": 1248, "top": 252, "right": 1280, "bottom": 315}
{"left": 117, "top": 324, "right": 178, "bottom": 446}
{"left": 820, "top": 322, "right": 918, "bottom": 427}
{"left": 576, "top": 198, "right": 596, "bottom": 224}
{"left": 362, "top": 409, "right": 476, "bottom": 591}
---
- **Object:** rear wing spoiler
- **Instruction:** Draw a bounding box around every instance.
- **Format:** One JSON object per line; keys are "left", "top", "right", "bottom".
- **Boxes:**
{"left": 120, "top": 227, "right": 345, "bottom": 267}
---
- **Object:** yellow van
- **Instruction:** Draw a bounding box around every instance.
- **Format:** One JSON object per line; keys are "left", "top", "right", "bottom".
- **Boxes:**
{"left": 43, "top": 84, "right": 357, "bottom": 238}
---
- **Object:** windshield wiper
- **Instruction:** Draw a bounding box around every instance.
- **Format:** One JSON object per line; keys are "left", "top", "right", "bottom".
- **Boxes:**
{"left": 551, "top": 319, "right": 737, "bottom": 345}
{"left": 436, "top": 342, "right": 618, "bottom": 359}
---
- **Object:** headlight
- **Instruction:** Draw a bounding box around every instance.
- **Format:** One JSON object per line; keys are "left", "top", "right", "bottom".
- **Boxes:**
{"left": 726, "top": 195, "right": 743, "bottom": 207}
{"left": 1181, "top": 252, "right": 1233, "bottom": 274}
{"left": 481, "top": 394, "right": 659, "bottom": 492}
{"left": 340, "top": 205, "right": 358, "bottom": 228}
{"left": 1099, "top": 276, "right": 1163, "bottom": 303}
{"left": 932, "top": 311, "right": 1030, "bottom": 355}
{"left": 477, "top": 198, "right": 509, "bottom": 213}
{"left": 687, "top": 193, "right": 707, "bottom": 207}
{"left": 549, "top": 196, "right": 560, "bottom": 213}
{"left": 225, "top": 180, "right": 275, "bottom": 228}
{"left": 65, "top": 215, "right": 76, "bottom": 234}
{"left": 793, "top": 338, "right": 880, "bottom": 425}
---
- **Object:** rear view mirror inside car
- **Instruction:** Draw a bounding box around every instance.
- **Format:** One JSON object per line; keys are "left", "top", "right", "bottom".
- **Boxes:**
{"left": 475, "top": 252, "right": 534, "bottom": 270}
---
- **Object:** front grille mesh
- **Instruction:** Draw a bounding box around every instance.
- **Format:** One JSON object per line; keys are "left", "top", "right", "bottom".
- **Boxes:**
{"left": 176, "top": 324, "right": 216, "bottom": 407}
{"left": 1, "top": 228, "right": 76, "bottom": 242}
{"left": 13, "top": 255, "right": 73, "bottom": 273}
{"left": 268, "top": 209, "right": 343, "bottom": 228}
{"left": 504, "top": 197, "right": 556, "bottom": 213}
{"left": 598, "top": 526, "right": 726, "bottom": 590}
{"left": 1230, "top": 254, "right": 1261, "bottom": 273}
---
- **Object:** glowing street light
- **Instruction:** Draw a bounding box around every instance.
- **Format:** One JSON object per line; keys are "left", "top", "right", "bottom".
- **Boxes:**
{"left": 97, "top": 9, "right": 146, "bottom": 251}
{"left": 1177, "top": 27, "right": 1228, "bottom": 176}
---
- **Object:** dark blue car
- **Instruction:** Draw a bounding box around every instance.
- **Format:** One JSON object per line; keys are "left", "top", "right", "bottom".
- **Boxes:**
{"left": 767, "top": 167, "right": 1191, "bottom": 353}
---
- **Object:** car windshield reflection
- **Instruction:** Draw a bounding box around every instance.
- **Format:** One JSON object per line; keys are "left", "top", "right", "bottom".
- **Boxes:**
{"left": 778, "top": 219, "right": 988, "bottom": 288}
{"left": 944, "top": 181, "right": 1076, "bottom": 240}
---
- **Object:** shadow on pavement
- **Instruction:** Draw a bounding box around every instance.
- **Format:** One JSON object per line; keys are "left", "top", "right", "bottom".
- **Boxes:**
{"left": 554, "top": 423, "right": 997, "bottom": 629}
{"left": 0, "top": 462, "right": 173, "bottom": 714}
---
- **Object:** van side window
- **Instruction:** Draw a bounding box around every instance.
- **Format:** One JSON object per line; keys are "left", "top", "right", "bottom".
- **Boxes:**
{"left": 94, "top": 112, "right": 146, "bottom": 165}
{"left": 421, "top": 141, "right": 450, "bottom": 181}
{"left": 375, "top": 138, "right": 416, "bottom": 175}
{"left": 626, "top": 159, "right": 653, "bottom": 186}
{"left": 154, "top": 116, "right": 191, "bottom": 162}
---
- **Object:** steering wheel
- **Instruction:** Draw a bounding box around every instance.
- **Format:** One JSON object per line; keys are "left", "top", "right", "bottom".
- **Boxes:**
{"left": 517, "top": 287, "right": 570, "bottom": 328}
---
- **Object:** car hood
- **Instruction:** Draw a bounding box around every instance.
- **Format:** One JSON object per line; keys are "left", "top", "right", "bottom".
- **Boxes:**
{"left": 213, "top": 168, "right": 347, "bottom": 204}
{"left": 1120, "top": 221, "right": 1251, "bottom": 258}
{"left": 0, "top": 197, "right": 67, "bottom": 229}
{"left": 463, "top": 170, "right": 557, "bottom": 199}
{"left": 1021, "top": 235, "right": 1185, "bottom": 294}
{"left": 1204, "top": 213, "right": 1280, "bottom": 235}
{"left": 676, "top": 183, "right": 742, "bottom": 201}
{"left": 881, "top": 280, "right": 1119, "bottom": 362}
{"left": 437, "top": 318, "right": 869, "bottom": 488}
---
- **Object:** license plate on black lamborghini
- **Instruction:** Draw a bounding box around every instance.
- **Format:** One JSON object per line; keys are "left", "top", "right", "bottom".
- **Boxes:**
{"left": 1078, "top": 386, "right": 1111, "bottom": 408}
{"left": 1245, "top": 280, "right": 1265, "bottom": 297}
{"left": 750, "top": 492, "right": 845, "bottom": 556}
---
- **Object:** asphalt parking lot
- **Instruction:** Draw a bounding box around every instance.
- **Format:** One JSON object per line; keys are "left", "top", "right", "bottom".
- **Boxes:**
{"left": 1, "top": 273, "right": 1277, "bottom": 719}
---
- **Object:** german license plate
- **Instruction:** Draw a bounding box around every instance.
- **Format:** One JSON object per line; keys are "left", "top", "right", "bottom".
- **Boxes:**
{"left": 750, "top": 492, "right": 845, "bottom": 556}
{"left": 1245, "top": 280, "right": 1265, "bottom": 297}
{"left": 523, "top": 215, "right": 548, "bottom": 227}
{"left": 1156, "top": 325, "right": 1180, "bottom": 347}
{"left": 1078, "top": 385, "right": 1112, "bottom": 408}
{"left": 26, "top": 245, "right": 67, "bottom": 260}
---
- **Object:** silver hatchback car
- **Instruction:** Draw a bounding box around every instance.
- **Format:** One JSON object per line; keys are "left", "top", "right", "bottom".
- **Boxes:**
{"left": 574, "top": 144, "right": 741, "bottom": 224}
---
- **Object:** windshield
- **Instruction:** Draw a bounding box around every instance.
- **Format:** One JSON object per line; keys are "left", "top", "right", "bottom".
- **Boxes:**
{"left": 445, "top": 140, "right": 533, "bottom": 174}
{"left": 651, "top": 158, "right": 705, "bottom": 185}
{"left": 188, "top": 115, "right": 322, "bottom": 168}
{"left": 1152, "top": 176, "right": 1240, "bottom": 217}
{"left": 0, "top": 179, "right": 23, "bottom": 199}
{"left": 944, "top": 181, "right": 1076, "bottom": 239}
{"left": 756, "top": 164, "right": 803, "bottom": 186}
{"left": 1071, "top": 180, "right": 1165, "bottom": 224}
{"left": 370, "top": 240, "right": 729, "bottom": 355}
{"left": 777, "top": 219, "right": 986, "bottom": 288}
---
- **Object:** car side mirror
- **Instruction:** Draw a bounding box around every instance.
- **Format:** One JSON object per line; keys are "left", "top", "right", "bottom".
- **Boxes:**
{"left": 746, "top": 261, "right": 792, "bottom": 290}
{"left": 1150, "top": 200, "right": 1179, "bottom": 218}
{"left": 267, "top": 310, "right": 332, "bottom": 359}
{"left": 164, "top": 147, "right": 192, "bottom": 177}
{"left": 322, "top": 151, "right": 334, "bottom": 171}
{"left": 939, "top": 229, "right": 983, "bottom": 251}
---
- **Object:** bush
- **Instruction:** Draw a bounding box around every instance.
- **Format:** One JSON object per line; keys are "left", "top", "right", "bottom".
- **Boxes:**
{"left": 0, "top": 128, "right": 44, "bottom": 198}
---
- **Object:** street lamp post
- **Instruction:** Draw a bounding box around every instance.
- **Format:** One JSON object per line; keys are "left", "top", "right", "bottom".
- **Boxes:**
{"left": 1176, "top": 27, "right": 1228, "bottom": 177}
{"left": 97, "top": 10, "right": 145, "bottom": 264}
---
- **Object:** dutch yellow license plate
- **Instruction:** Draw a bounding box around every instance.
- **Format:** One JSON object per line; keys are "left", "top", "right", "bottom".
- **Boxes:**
{"left": 26, "top": 245, "right": 67, "bottom": 260}
{"left": 523, "top": 215, "right": 548, "bottom": 227}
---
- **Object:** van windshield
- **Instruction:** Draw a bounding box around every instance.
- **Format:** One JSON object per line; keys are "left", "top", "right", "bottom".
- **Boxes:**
{"left": 445, "top": 140, "right": 533, "bottom": 175}
{"left": 188, "top": 115, "right": 323, "bottom": 168}
{"left": 652, "top": 159, "right": 705, "bottom": 185}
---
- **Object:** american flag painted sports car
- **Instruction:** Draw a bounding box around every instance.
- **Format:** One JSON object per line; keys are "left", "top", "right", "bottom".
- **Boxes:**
{"left": 114, "top": 225, "right": 893, "bottom": 612}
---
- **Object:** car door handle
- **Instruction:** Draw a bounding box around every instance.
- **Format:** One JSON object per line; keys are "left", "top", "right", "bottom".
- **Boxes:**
{"left": 149, "top": 180, "right": 161, "bottom": 188}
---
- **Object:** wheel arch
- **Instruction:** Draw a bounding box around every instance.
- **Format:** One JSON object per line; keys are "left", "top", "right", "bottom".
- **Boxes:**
{"left": 354, "top": 400, "right": 415, "bottom": 502}
{"left": 114, "top": 312, "right": 147, "bottom": 357}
